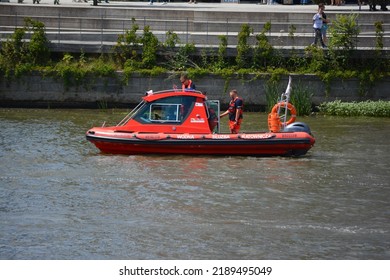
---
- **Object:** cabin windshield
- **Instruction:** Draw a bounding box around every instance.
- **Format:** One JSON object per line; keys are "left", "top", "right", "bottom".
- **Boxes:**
{"left": 133, "top": 96, "right": 196, "bottom": 124}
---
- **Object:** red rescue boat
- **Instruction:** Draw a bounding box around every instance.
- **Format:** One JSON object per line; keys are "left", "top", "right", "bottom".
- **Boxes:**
{"left": 86, "top": 79, "right": 315, "bottom": 156}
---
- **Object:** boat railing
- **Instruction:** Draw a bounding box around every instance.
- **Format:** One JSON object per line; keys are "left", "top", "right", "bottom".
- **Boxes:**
{"left": 148, "top": 89, "right": 205, "bottom": 95}
{"left": 116, "top": 100, "right": 146, "bottom": 126}
{"left": 277, "top": 76, "right": 292, "bottom": 129}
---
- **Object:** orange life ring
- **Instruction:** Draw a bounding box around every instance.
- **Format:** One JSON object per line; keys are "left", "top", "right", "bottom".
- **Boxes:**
{"left": 268, "top": 102, "right": 297, "bottom": 132}
{"left": 272, "top": 102, "right": 297, "bottom": 125}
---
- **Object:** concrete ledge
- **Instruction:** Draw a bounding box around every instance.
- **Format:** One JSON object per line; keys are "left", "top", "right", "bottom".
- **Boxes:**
{"left": 1, "top": 72, "right": 389, "bottom": 108}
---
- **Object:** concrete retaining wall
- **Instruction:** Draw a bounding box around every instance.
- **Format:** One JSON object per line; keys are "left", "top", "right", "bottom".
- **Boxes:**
{"left": 0, "top": 72, "right": 389, "bottom": 108}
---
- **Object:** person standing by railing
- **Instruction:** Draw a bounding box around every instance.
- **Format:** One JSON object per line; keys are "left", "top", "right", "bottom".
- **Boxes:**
{"left": 311, "top": 3, "right": 326, "bottom": 48}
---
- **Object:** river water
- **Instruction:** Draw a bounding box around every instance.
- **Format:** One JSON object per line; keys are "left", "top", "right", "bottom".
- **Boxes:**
{"left": 0, "top": 108, "right": 389, "bottom": 260}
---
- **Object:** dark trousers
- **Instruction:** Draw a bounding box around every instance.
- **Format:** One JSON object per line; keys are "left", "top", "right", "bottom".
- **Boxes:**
{"left": 313, "top": 28, "right": 325, "bottom": 47}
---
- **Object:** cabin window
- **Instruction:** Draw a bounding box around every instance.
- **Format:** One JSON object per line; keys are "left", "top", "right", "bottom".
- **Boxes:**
{"left": 134, "top": 96, "right": 195, "bottom": 124}
{"left": 150, "top": 103, "right": 180, "bottom": 122}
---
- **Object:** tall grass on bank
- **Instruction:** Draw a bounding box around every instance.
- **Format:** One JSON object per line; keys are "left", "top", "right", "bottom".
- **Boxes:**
{"left": 290, "top": 82, "right": 313, "bottom": 116}
{"left": 264, "top": 79, "right": 313, "bottom": 116}
{"left": 318, "top": 100, "right": 390, "bottom": 117}
{"left": 264, "top": 80, "right": 282, "bottom": 113}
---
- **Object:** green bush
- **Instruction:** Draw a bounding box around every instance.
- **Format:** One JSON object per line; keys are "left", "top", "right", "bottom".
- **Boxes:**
{"left": 328, "top": 13, "right": 360, "bottom": 68}
{"left": 114, "top": 19, "right": 140, "bottom": 67}
{"left": 24, "top": 18, "right": 50, "bottom": 66}
{"left": 50, "top": 54, "right": 117, "bottom": 90}
{"left": 0, "top": 18, "right": 50, "bottom": 77}
{"left": 253, "top": 22, "right": 274, "bottom": 70}
{"left": 141, "top": 26, "right": 159, "bottom": 69}
{"left": 216, "top": 35, "right": 228, "bottom": 70}
{"left": 318, "top": 100, "right": 390, "bottom": 117}
{"left": 236, "top": 24, "right": 253, "bottom": 69}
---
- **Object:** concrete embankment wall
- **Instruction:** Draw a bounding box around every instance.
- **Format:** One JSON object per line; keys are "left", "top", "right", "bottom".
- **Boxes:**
{"left": 0, "top": 73, "right": 389, "bottom": 108}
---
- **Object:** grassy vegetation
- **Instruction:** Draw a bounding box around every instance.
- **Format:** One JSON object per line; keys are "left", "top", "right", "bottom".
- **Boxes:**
{"left": 318, "top": 100, "right": 390, "bottom": 117}
{"left": 0, "top": 17, "right": 389, "bottom": 117}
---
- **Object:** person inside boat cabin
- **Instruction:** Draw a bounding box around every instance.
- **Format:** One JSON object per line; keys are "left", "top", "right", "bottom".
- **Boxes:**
{"left": 220, "top": 89, "right": 244, "bottom": 134}
{"left": 180, "top": 73, "right": 196, "bottom": 91}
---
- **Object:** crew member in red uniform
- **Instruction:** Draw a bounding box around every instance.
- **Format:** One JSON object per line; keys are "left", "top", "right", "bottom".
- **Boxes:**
{"left": 220, "top": 89, "right": 244, "bottom": 134}
{"left": 180, "top": 73, "right": 196, "bottom": 91}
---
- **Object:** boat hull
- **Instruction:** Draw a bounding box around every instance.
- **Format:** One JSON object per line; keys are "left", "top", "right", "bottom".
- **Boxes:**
{"left": 86, "top": 130, "right": 315, "bottom": 156}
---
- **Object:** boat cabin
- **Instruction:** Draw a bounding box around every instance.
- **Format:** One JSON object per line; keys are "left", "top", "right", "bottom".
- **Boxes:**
{"left": 117, "top": 90, "right": 220, "bottom": 134}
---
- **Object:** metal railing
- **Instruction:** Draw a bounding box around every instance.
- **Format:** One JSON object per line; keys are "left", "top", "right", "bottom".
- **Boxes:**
{"left": 0, "top": 11, "right": 388, "bottom": 51}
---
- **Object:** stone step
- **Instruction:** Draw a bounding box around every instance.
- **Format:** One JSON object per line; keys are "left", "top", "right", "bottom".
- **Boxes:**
{"left": 0, "top": 2, "right": 389, "bottom": 54}
{"left": 1, "top": 12, "right": 388, "bottom": 34}
{"left": 1, "top": 27, "right": 389, "bottom": 50}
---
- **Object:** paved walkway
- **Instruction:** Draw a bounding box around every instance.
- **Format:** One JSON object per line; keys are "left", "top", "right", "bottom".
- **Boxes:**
{"left": 1, "top": 0, "right": 382, "bottom": 14}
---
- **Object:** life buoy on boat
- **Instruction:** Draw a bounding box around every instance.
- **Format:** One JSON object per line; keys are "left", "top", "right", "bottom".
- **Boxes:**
{"left": 268, "top": 102, "right": 297, "bottom": 132}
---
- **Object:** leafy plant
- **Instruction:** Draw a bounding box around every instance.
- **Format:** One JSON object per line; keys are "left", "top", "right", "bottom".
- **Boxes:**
{"left": 114, "top": 18, "right": 141, "bottom": 67}
{"left": 253, "top": 22, "right": 274, "bottom": 70}
{"left": 236, "top": 24, "right": 253, "bottom": 69}
{"left": 164, "top": 30, "right": 180, "bottom": 49}
{"left": 304, "top": 45, "right": 328, "bottom": 73}
{"left": 168, "top": 43, "right": 197, "bottom": 71}
{"left": 49, "top": 53, "right": 117, "bottom": 90}
{"left": 138, "top": 66, "right": 166, "bottom": 77}
{"left": 288, "top": 24, "right": 296, "bottom": 39}
{"left": 52, "top": 54, "right": 87, "bottom": 89}
{"left": 328, "top": 13, "right": 360, "bottom": 68}
{"left": 89, "top": 55, "right": 117, "bottom": 77}
{"left": 374, "top": 21, "right": 384, "bottom": 50}
{"left": 24, "top": 18, "right": 50, "bottom": 66}
{"left": 318, "top": 100, "right": 390, "bottom": 117}
{"left": 216, "top": 35, "right": 228, "bottom": 70}
{"left": 140, "top": 26, "right": 159, "bottom": 69}
{"left": 0, "top": 18, "right": 50, "bottom": 78}
{"left": 0, "top": 28, "right": 27, "bottom": 77}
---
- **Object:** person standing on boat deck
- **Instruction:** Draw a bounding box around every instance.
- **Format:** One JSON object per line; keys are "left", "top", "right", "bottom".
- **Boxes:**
{"left": 220, "top": 89, "right": 244, "bottom": 134}
{"left": 180, "top": 73, "right": 196, "bottom": 91}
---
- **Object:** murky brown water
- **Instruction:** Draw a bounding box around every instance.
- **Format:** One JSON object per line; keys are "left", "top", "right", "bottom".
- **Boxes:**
{"left": 0, "top": 109, "right": 389, "bottom": 259}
